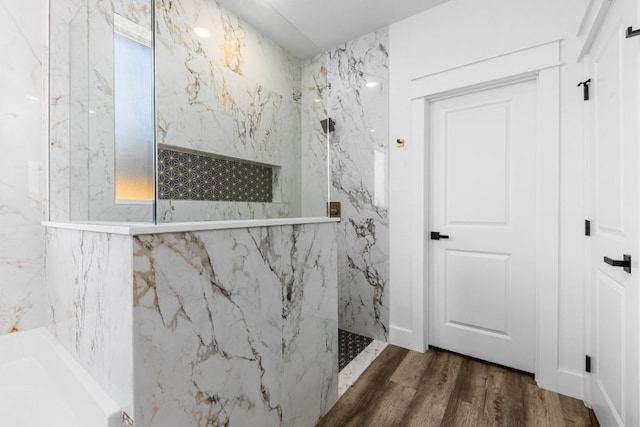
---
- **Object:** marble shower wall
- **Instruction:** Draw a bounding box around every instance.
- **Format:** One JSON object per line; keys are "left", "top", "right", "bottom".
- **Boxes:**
{"left": 0, "top": 0, "right": 47, "bottom": 334}
{"left": 301, "top": 54, "right": 330, "bottom": 217}
{"left": 45, "top": 227, "right": 134, "bottom": 416}
{"left": 132, "top": 223, "right": 338, "bottom": 427}
{"left": 49, "top": 0, "right": 153, "bottom": 222}
{"left": 329, "top": 29, "right": 390, "bottom": 340}
{"left": 155, "top": 0, "right": 313, "bottom": 221}
{"left": 49, "top": 0, "right": 329, "bottom": 223}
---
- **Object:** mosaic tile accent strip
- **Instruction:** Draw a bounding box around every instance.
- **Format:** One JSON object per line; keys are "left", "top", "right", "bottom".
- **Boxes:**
{"left": 339, "top": 329, "right": 373, "bottom": 371}
{"left": 158, "top": 147, "right": 274, "bottom": 202}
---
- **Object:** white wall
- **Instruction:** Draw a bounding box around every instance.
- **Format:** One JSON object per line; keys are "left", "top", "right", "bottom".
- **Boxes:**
{"left": 389, "top": 0, "right": 587, "bottom": 399}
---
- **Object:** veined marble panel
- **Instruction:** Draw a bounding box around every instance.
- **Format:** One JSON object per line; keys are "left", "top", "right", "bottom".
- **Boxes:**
{"left": 300, "top": 53, "right": 330, "bottom": 217}
{"left": 329, "top": 28, "right": 390, "bottom": 340}
{"left": 49, "top": 0, "right": 82, "bottom": 221}
{"left": 280, "top": 225, "right": 338, "bottom": 425}
{"left": 157, "top": 199, "right": 293, "bottom": 222}
{"left": 0, "top": 0, "right": 47, "bottom": 334}
{"left": 52, "top": 0, "right": 328, "bottom": 223}
{"left": 0, "top": 261, "right": 44, "bottom": 334}
{"left": 45, "top": 227, "right": 134, "bottom": 416}
{"left": 132, "top": 223, "right": 337, "bottom": 427}
{"left": 155, "top": 0, "right": 304, "bottom": 221}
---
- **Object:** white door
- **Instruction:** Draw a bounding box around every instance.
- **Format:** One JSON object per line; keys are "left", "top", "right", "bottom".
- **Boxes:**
{"left": 428, "top": 80, "right": 537, "bottom": 373}
{"left": 587, "top": 0, "right": 640, "bottom": 424}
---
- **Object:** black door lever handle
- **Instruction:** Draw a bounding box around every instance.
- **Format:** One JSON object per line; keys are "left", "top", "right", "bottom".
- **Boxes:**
{"left": 604, "top": 255, "right": 631, "bottom": 273}
{"left": 430, "top": 232, "right": 449, "bottom": 240}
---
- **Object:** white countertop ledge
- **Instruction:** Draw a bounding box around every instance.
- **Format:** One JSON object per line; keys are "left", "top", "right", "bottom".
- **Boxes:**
{"left": 42, "top": 217, "right": 340, "bottom": 235}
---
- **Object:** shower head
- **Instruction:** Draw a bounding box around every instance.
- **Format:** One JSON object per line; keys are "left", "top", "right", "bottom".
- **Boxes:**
{"left": 320, "top": 118, "right": 335, "bottom": 134}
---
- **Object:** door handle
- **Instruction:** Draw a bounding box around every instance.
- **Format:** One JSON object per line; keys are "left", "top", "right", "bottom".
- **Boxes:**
{"left": 430, "top": 232, "right": 450, "bottom": 240}
{"left": 603, "top": 255, "right": 631, "bottom": 274}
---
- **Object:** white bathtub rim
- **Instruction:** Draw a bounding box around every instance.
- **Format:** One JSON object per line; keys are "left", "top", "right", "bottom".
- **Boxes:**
{"left": 0, "top": 328, "right": 121, "bottom": 427}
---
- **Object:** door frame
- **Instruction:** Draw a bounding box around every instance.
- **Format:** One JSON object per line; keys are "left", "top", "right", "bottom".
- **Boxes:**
{"left": 407, "top": 40, "right": 568, "bottom": 394}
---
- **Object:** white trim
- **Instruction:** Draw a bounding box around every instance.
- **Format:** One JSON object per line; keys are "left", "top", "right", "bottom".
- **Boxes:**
{"left": 534, "top": 66, "right": 561, "bottom": 392}
{"left": 389, "top": 98, "right": 430, "bottom": 353}
{"left": 399, "top": 40, "right": 563, "bottom": 393}
{"left": 389, "top": 326, "right": 417, "bottom": 351}
{"left": 411, "top": 40, "right": 561, "bottom": 100}
{"left": 557, "top": 369, "right": 586, "bottom": 400}
{"left": 576, "top": 0, "right": 615, "bottom": 61}
{"left": 42, "top": 217, "right": 339, "bottom": 235}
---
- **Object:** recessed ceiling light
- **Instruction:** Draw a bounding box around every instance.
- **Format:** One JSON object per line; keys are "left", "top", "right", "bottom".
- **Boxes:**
{"left": 194, "top": 27, "right": 211, "bottom": 38}
{"left": 314, "top": 98, "right": 322, "bottom": 103}
{"left": 369, "top": 128, "right": 376, "bottom": 133}
{"left": 26, "top": 95, "right": 39, "bottom": 101}
{"left": 88, "top": 110, "right": 97, "bottom": 114}
{"left": 365, "top": 81, "right": 378, "bottom": 88}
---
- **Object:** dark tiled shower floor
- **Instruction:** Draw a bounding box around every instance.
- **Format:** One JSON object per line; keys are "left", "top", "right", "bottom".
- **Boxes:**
{"left": 338, "top": 329, "right": 373, "bottom": 371}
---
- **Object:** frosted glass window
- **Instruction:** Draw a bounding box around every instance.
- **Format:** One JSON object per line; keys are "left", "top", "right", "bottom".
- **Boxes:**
{"left": 114, "top": 25, "right": 154, "bottom": 203}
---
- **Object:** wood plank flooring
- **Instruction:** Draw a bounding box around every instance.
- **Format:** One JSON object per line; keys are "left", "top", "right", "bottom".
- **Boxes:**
{"left": 318, "top": 345, "right": 599, "bottom": 427}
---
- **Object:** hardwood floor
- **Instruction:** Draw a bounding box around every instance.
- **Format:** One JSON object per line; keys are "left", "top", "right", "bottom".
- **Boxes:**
{"left": 318, "top": 345, "right": 599, "bottom": 427}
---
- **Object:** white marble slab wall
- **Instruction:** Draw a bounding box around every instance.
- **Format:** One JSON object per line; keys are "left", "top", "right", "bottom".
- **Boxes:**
{"left": 300, "top": 54, "right": 330, "bottom": 217}
{"left": 50, "top": 0, "right": 153, "bottom": 222}
{"left": 0, "top": 0, "right": 47, "bottom": 334}
{"left": 49, "top": 0, "right": 79, "bottom": 222}
{"left": 155, "top": 0, "right": 303, "bottom": 221}
{"left": 45, "top": 227, "right": 134, "bottom": 416}
{"left": 132, "top": 223, "right": 338, "bottom": 426}
{"left": 329, "top": 29, "right": 390, "bottom": 341}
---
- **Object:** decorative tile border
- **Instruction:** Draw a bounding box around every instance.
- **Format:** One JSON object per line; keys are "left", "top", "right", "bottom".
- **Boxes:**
{"left": 158, "top": 146, "right": 274, "bottom": 202}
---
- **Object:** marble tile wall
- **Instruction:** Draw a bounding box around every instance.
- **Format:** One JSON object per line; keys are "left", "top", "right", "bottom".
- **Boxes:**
{"left": 155, "top": 0, "right": 306, "bottom": 221}
{"left": 329, "top": 29, "right": 390, "bottom": 341}
{"left": 132, "top": 223, "right": 338, "bottom": 427}
{"left": 49, "top": 0, "right": 329, "bottom": 223}
{"left": 0, "top": 0, "right": 47, "bottom": 334}
{"left": 45, "top": 227, "right": 134, "bottom": 416}
{"left": 50, "top": 0, "right": 153, "bottom": 222}
{"left": 300, "top": 54, "right": 330, "bottom": 217}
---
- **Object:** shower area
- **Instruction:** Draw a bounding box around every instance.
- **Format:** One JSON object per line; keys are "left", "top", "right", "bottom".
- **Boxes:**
{"left": 45, "top": 0, "right": 389, "bottom": 425}
{"left": 50, "top": 0, "right": 331, "bottom": 223}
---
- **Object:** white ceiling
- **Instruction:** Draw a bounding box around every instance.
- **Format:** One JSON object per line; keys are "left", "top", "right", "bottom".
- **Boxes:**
{"left": 216, "top": 0, "right": 451, "bottom": 58}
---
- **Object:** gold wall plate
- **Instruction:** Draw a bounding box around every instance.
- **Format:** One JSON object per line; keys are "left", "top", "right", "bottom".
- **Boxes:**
{"left": 328, "top": 201, "right": 341, "bottom": 218}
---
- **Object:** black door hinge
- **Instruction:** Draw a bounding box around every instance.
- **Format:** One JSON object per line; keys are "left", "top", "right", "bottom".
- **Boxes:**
{"left": 585, "top": 355, "right": 592, "bottom": 373}
{"left": 578, "top": 79, "right": 591, "bottom": 100}
{"left": 585, "top": 220, "right": 591, "bottom": 236}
